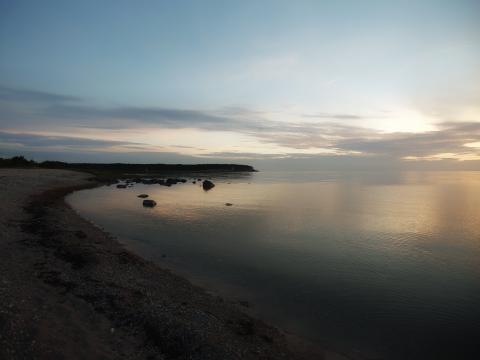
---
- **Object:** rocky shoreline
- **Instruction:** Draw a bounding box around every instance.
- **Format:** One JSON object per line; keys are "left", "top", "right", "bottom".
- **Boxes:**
{"left": 0, "top": 168, "right": 342, "bottom": 360}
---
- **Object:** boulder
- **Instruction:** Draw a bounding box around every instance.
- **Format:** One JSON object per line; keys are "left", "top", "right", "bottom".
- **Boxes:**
{"left": 202, "top": 180, "right": 215, "bottom": 191}
{"left": 137, "top": 194, "right": 149, "bottom": 198}
{"left": 142, "top": 199, "right": 157, "bottom": 207}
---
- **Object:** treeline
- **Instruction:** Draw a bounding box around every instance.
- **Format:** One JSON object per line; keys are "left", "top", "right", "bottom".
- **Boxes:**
{"left": 0, "top": 156, "right": 36, "bottom": 168}
{"left": 0, "top": 156, "right": 255, "bottom": 173}
{"left": 40, "top": 161, "right": 255, "bottom": 172}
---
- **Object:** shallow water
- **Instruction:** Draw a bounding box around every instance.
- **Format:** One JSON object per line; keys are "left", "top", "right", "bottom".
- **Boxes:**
{"left": 67, "top": 171, "right": 480, "bottom": 359}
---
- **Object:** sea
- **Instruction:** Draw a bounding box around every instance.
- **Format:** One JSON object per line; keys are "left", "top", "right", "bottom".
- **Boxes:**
{"left": 67, "top": 170, "right": 480, "bottom": 360}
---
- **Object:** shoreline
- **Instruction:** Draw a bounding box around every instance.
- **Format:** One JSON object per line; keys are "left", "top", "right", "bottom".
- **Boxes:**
{"left": 0, "top": 168, "right": 344, "bottom": 360}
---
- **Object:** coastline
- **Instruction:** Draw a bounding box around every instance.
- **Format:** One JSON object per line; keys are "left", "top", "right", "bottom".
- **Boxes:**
{"left": 0, "top": 168, "right": 343, "bottom": 360}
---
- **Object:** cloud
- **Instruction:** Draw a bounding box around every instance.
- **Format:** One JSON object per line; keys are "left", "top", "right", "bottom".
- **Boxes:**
{"left": 1, "top": 85, "right": 480, "bottom": 164}
{"left": 0, "top": 130, "right": 148, "bottom": 151}
{"left": 336, "top": 122, "right": 480, "bottom": 158}
{"left": 240, "top": 120, "right": 480, "bottom": 162}
{"left": 44, "top": 105, "right": 229, "bottom": 127}
{"left": 196, "top": 151, "right": 291, "bottom": 160}
{"left": 302, "top": 113, "right": 368, "bottom": 120}
{"left": 246, "top": 122, "right": 374, "bottom": 150}
{"left": 0, "top": 85, "right": 247, "bottom": 130}
{"left": 0, "top": 86, "right": 80, "bottom": 103}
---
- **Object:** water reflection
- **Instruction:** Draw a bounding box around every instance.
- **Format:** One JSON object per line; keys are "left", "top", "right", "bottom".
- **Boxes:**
{"left": 68, "top": 171, "right": 480, "bottom": 359}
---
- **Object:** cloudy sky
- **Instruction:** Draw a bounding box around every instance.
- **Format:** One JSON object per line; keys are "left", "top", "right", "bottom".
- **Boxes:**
{"left": 0, "top": 0, "right": 479, "bottom": 169}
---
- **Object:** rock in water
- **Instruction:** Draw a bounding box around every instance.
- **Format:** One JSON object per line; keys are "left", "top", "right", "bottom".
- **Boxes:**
{"left": 116, "top": 184, "right": 127, "bottom": 189}
{"left": 142, "top": 199, "right": 157, "bottom": 207}
{"left": 137, "top": 194, "right": 149, "bottom": 198}
{"left": 202, "top": 180, "right": 215, "bottom": 191}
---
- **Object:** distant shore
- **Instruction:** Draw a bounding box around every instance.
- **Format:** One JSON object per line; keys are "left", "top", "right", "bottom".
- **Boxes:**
{"left": 0, "top": 156, "right": 257, "bottom": 178}
{"left": 0, "top": 168, "right": 345, "bottom": 360}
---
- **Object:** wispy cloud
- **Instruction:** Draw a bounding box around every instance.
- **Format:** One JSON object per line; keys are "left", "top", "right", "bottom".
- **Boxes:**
{"left": 0, "top": 130, "right": 151, "bottom": 153}
{"left": 0, "top": 86, "right": 242, "bottom": 130}
{"left": 1, "top": 85, "right": 479, "bottom": 163}
{"left": 336, "top": 122, "right": 480, "bottom": 159}
{"left": 302, "top": 113, "right": 369, "bottom": 120}
{"left": 0, "top": 86, "right": 80, "bottom": 103}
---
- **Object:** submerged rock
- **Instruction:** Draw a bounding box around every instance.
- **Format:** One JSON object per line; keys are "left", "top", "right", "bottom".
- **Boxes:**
{"left": 137, "top": 194, "right": 149, "bottom": 198}
{"left": 142, "top": 199, "right": 157, "bottom": 207}
{"left": 202, "top": 180, "right": 215, "bottom": 191}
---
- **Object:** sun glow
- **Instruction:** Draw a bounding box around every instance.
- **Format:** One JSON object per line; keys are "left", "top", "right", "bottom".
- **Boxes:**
{"left": 370, "top": 109, "right": 438, "bottom": 134}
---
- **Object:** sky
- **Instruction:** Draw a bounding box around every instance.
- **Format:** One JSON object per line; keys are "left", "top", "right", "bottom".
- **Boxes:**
{"left": 0, "top": 0, "right": 479, "bottom": 170}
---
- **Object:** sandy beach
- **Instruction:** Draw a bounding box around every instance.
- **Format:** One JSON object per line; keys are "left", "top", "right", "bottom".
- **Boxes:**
{"left": 0, "top": 168, "right": 341, "bottom": 360}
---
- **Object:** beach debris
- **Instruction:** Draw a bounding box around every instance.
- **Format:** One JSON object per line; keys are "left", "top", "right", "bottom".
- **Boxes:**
{"left": 116, "top": 184, "right": 127, "bottom": 189}
{"left": 225, "top": 203, "right": 233, "bottom": 206}
{"left": 74, "top": 230, "right": 87, "bottom": 239}
{"left": 202, "top": 180, "right": 215, "bottom": 191}
{"left": 137, "top": 194, "right": 149, "bottom": 198}
{"left": 239, "top": 300, "right": 250, "bottom": 307}
{"left": 142, "top": 199, "right": 157, "bottom": 207}
{"left": 235, "top": 319, "right": 255, "bottom": 336}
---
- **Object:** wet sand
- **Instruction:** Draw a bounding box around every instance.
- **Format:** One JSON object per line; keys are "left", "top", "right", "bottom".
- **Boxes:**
{"left": 0, "top": 168, "right": 345, "bottom": 360}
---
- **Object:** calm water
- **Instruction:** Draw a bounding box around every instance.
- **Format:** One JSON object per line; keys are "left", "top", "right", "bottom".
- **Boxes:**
{"left": 67, "top": 171, "right": 480, "bottom": 359}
